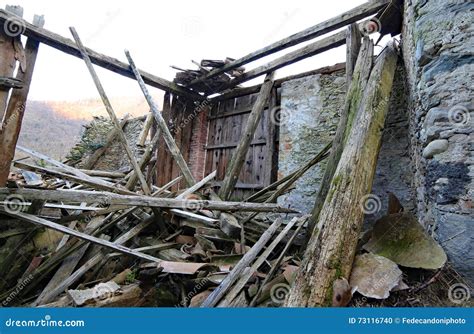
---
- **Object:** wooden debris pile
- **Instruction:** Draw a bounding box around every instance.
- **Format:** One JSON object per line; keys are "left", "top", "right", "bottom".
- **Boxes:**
{"left": 172, "top": 58, "right": 245, "bottom": 93}
{"left": 0, "top": 138, "right": 316, "bottom": 307}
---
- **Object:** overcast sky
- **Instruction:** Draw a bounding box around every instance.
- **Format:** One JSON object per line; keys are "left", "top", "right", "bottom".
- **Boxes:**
{"left": 1, "top": 0, "right": 372, "bottom": 101}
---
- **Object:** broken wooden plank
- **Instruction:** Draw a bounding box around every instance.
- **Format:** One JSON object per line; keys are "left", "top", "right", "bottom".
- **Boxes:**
{"left": 188, "top": 0, "right": 389, "bottom": 86}
{"left": 220, "top": 217, "right": 299, "bottom": 306}
{"left": 15, "top": 161, "right": 135, "bottom": 195}
{"left": 15, "top": 145, "right": 121, "bottom": 190}
{"left": 200, "top": 218, "right": 283, "bottom": 307}
{"left": 0, "top": 188, "right": 296, "bottom": 213}
{"left": 219, "top": 72, "right": 275, "bottom": 200}
{"left": 70, "top": 27, "right": 151, "bottom": 195}
{"left": 125, "top": 50, "right": 197, "bottom": 187}
{"left": 249, "top": 217, "right": 306, "bottom": 306}
{"left": 138, "top": 112, "right": 154, "bottom": 147}
{"left": 33, "top": 217, "right": 154, "bottom": 305}
{"left": 346, "top": 23, "right": 362, "bottom": 84}
{"left": 0, "top": 9, "right": 202, "bottom": 100}
{"left": 2, "top": 209, "right": 162, "bottom": 263}
{"left": 286, "top": 42, "right": 398, "bottom": 307}
{"left": 125, "top": 127, "right": 161, "bottom": 190}
{"left": 67, "top": 281, "right": 120, "bottom": 306}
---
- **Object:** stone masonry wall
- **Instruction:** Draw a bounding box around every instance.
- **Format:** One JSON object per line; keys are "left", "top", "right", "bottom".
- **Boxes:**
{"left": 277, "top": 65, "right": 416, "bottom": 225}
{"left": 402, "top": 0, "right": 473, "bottom": 284}
{"left": 278, "top": 71, "right": 346, "bottom": 214}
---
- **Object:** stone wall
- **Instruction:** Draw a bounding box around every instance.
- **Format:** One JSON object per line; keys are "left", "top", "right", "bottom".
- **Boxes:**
{"left": 402, "top": 0, "right": 473, "bottom": 284}
{"left": 368, "top": 62, "right": 416, "bottom": 226}
{"left": 278, "top": 71, "right": 346, "bottom": 214}
{"left": 68, "top": 116, "right": 145, "bottom": 172}
{"left": 277, "top": 64, "right": 416, "bottom": 225}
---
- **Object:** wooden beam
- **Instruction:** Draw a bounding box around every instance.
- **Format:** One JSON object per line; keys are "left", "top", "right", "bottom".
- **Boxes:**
{"left": 346, "top": 23, "right": 362, "bottom": 84}
{"left": 15, "top": 161, "right": 135, "bottom": 195}
{"left": 125, "top": 50, "right": 197, "bottom": 187}
{"left": 1, "top": 210, "right": 162, "bottom": 263}
{"left": 0, "top": 5, "right": 23, "bottom": 121}
{"left": 286, "top": 42, "right": 398, "bottom": 307}
{"left": 189, "top": 0, "right": 388, "bottom": 86}
{"left": 0, "top": 9, "right": 202, "bottom": 100}
{"left": 137, "top": 112, "right": 154, "bottom": 147}
{"left": 125, "top": 125, "right": 161, "bottom": 190}
{"left": 219, "top": 72, "right": 275, "bottom": 200}
{"left": 70, "top": 27, "right": 151, "bottom": 195}
{"left": 220, "top": 217, "right": 298, "bottom": 306}
{"left": 216, "top": 31, "right": 346, "bottom": 91}
{"left": 33, "top": 217, "right": 154, "bottom": 305}
{"left": 15, "top": 145, "right": 128, "bottom": 191}
{"left": 307, "top": 37, "right": 373, "bottom": 236}
{"left": 0, "top": 14, "right": 44, "bottom": 186}
{"left": 200, "top": 218, "right": 283, "bottom": 307}
{"left": 0, "top": 188, "right": 296, "bottom": 213}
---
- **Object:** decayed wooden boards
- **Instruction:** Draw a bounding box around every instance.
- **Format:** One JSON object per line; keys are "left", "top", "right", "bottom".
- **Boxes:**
{"left": 201, "top": 218, "right": 284, "bottom": 307}
{"left": 286, "top": 42, "right": 398, "bottom": 307}
{"left": 188, "top": 0, "right": 389, "bottom": 86}
{"left": 1, "top": 210, "right": 161, "bottom": 263}
{"left": 219, "top": 72, "right": 275, "bottom": 200}
{"left": 0, "top": 188, "right": 295, "bottom": 213}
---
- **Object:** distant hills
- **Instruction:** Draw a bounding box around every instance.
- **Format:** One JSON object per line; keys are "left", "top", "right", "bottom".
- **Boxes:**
{"left": 17, "top": 96, "right": 160, "bottom": 161}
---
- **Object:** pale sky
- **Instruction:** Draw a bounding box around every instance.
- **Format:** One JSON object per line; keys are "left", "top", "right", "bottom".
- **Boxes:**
{"left": 0, "top": 0, "right": 375, "bottom": 101}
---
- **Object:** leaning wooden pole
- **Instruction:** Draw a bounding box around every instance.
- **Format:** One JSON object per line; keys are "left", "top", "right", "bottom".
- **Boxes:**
{"left": 125, "top": 50, "right": 197, "bottom": 187}
{"left": 70, "top": 27, "right": 151, "bottom": 195}
{"left": 0, "top": 14, "right": 44, "bottom": 186}
{"left": 219, "top": 72, "right": 275, "bottom": 200}
{"left": 286, "top": 42, "right": 398, "bottom": 307}
{"left": 306, "top": 37, "right": 373, "bottom": 238}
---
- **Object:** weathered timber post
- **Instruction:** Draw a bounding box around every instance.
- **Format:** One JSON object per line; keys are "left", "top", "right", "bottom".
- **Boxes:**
{"left": 0, "top": 5, "right": 23, "bottom": 121}
{"left": 306, "top": 37, "right": 373, "bottom": 238}
{"left": 0, "top": 13, "right": 44, "bottom": 186}
{"left": 286, "top": 42, "right": 398, "bottom": 307}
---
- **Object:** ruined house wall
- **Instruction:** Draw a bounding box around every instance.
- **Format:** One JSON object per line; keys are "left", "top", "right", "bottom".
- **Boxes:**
{"left": 278, "top": 71, "right": 346, "bottom": 214}
{"left": 68, "top": 116, "right": 145, "bottom": 172}
{"left": 278, "top": 65, "right": 415, "bottom": 219}
{"left": 402, "top": 0, "right": 473, "bottom": 284}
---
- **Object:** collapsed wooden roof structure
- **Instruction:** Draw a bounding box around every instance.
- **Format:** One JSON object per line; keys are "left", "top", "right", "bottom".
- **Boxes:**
{"left": 0, "top": 1, "right": 450, "bottom": 308}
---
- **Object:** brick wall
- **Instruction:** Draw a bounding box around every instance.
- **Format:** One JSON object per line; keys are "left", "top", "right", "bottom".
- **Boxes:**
{"left": 188, "top": 103, "right": 209, "bottom": 180}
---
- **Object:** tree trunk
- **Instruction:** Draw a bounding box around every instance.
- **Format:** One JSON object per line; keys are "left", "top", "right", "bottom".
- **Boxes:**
{"left": 286, "top": 42, "right": 398, "bottom": 307}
